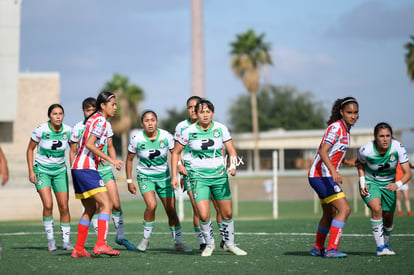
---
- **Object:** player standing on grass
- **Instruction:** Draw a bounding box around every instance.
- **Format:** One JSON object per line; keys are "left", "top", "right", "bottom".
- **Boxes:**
{"left": 70, "top": 91, "right": 123, "bottom": 258}
{"left": 171, "top": 99, "right": 247, "bottom": 257}
{"left": 357, "top": 122, "right": 412, "bottom": 256}
{"left": 126, "top": 110, "right": 192, "bottom": 253}
{"left": 308, "top": 97, "right": 359, "bottom": 258}
{"left": 69, "top": 97, "right": 136, "bottom": 251}
{"left": 174, "top": 96, "right": 226, "bottom": 252}
{"left": 26, "top": 104, "right": 73, "bottom": 252}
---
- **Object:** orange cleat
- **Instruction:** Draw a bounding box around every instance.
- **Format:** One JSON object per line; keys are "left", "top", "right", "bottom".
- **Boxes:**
{"left": 71, "top": 248, "right": 92, "bottom": 258}
{"left": 93, "top": 244, "right": 120, "bottom": 256}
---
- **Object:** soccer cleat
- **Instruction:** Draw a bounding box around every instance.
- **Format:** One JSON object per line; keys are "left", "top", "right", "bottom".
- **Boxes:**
{"left": 201, "top": 244, "right": 215, "bottom": 257}
{"left": 310, "top": 247, "right": 325, "bottom": 257}
{"left": 62, "top": 242, "right": 74, "bottom": 250}
{"left": 175, "top": 243, "right": 192, "bottom": 253}
{"left": 198, "top": 243, "right": 207, "bottom": 253}
{"left": 71, "top": 248, "right": 92, "bottom": 258}
{"left": 93, "top": 244, "right": 120, "bottom": 256}
{"left": 220, "top": 240, "right": 228, "bottom": 251}
{"left": 116, "top": 238, "right": 136, "bottom": 251}
{"left": 227, "top": 245, "right": 247, "bottom": 256}
{"left": 137, "top": 238, "right": 150, "bottom": 252}
{"left": 398, "top": 211, "right": 403, "bottom": 216}
{"left": 324, "top": 249, "right": 347, "bottom": 258}
{"left": 48, "top": 239, "right": 57, "bottom": 252}
{"left": 377, "top": 244, "right": 395, "bottom": 256}
{"left": 408, "top": 211, "right": 412, "bottom": 216}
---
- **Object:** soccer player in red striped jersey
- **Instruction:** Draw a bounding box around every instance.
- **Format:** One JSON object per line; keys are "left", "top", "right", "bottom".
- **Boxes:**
{"left": 308, "top": 97, "right": 359, "bottom": 258}
{"left": 70, "top": 91, "right": 124, "bottom": 258}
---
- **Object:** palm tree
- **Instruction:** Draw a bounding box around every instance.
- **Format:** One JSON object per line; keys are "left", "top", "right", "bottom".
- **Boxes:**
{"left": 104, "top": 73, "right": 144, "bottom": 159}
{"left": 230, "top": 29, "right": 272, "bottom": 171}
{"left": 405, "top": 35, "right": 414, "bottom": 82}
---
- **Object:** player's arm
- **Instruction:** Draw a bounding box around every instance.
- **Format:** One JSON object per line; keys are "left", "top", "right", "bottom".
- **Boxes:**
{"left": 387, "top": 162, "right": 412, "bottom": 192}
{"left": 171, "top": 142, "right": 185, "bottom": 190}
{"left": 26, "top": 139, "right": 38, "bottom": 184}
{"left": 69, "top": 142, "right": 77, "bottom": 166}
{"left": 224, "top": 140, "right": 237, "bottom": 176}
{"left": 319, "top": 142, "right": 342, "bottom": 184}
{"left": 85, "top": 134, "right": 123, "bottom": 171}
{"left": 0, "top": 146, "right": 9, "bottom": 186}
{"left": 125, "top": 151, "right": 136, "bottom": 194}
{"left": 356, "top": 160, "right": 369, "bottom": 196}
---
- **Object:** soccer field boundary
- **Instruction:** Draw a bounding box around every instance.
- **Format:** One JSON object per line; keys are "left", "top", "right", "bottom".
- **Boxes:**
{"left": 1, "top": 231, "right": 414, "bottom": 237}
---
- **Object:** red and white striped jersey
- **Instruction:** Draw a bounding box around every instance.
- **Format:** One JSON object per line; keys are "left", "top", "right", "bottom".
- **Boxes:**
{"left": 72, "top": 112, "right": 110, "bottom": 170}
{"left": 308, "top": 120, "right": 350, "bottom": 178}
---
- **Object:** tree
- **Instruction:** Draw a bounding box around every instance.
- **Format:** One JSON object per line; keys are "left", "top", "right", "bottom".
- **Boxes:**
{"left": 158, "top": 107, "right": 188, "bottom": 134}
{"left": 405, "top": 35, "right": 414, "bottom": 82}
{"left": 230, "top": 29, "right": 273, "bottom": 171}
{"left": 103, "top": 73, "right": 144, "bottom": 159}
{"left": 228, "top": 84, "right": 326, "bottom": 132}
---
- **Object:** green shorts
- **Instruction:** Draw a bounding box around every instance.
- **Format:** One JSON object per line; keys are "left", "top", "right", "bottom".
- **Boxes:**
{"left": 190, "top": 176, "right": 232, "bottom": 203}
{"left": 33, "top": 164, "right": 69, "bottom": 193}
{"left": 361, "top": 181, "right": 396, "bottom": 212}
{"left": 98, "top": 167, "right": 115, "bottom": 184}
{"left": 183, "top": 175, "right": 192, "bottom": 192}
{"left": 137, "top": 175, "right": 174, "bottom": 199}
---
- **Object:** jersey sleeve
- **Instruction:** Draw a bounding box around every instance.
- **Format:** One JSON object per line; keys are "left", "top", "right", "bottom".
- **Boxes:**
{"left": 178, "top": 128, "right": 189, "bottom": 146}
{"left": 167, "top": 132, "right": 175, "bottom": 150}
{"left": 396, "top": 140, "right": 409, "bottom": 163}
{"left": 174, "top": 122, "right": 181, "bottom": 140}
{"left": 91, "top": 117, "right": 106, "bottom": 138}
{"left": 30, "top": 124, "right": 43, "bottom": 143}
{"left": 106, "top": 122, "right": 114, "bottom": 138}
{"left": 221, "top": 123, "right": 232, "bottom": 143}
{"left": 128, "top": 135, "right": 138, "bottom": 154}
{"left": 323, "top": 123, "right": 340, "bottom": 145}
{"left": 357, "top": 145, "right": 367, "bottom": 164}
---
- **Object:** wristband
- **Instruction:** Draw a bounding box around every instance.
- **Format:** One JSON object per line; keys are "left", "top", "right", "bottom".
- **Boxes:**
{"left": 126, "top": 179, "right": 133, "bottom": 184}
{"left": 177, "top": 162, "right": 182, "bottom": 166}
{"left": 395, "top": 181, "right": 403, "bottom": 189}
{"left": 229, "top": 164, "right": 236, "bottom": 170}
{"left": 359, "top": 176, "right": 366, "bottom": 189}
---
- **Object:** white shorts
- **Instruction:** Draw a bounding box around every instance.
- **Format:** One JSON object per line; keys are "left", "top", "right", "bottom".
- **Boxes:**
{"left": 398, "top": 183, "right": 409, "bottom": 191}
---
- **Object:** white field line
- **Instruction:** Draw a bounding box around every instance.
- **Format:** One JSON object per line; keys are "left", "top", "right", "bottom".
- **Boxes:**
{"left": 1, "top": 232, "right": 414, "bottom": 237}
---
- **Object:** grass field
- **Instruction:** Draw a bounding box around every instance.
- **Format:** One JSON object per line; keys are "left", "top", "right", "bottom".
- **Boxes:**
{"left": 1, "top": 200, "right": 414, "bottom": 274}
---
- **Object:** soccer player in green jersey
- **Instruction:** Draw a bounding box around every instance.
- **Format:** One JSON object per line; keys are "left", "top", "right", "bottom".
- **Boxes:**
{"left": 357, "top": 122, "right": 412, "bottom": 256}
{"left": 171, "top": 99, "right": 247, "bottom": 257}
{"left": 126, "top": 110, "right": 191, "bottom": 253}
{"left": 174, "top": 96, "right": 225, "bottom": 252}
{"left": 26, "top": 104, "right": 73, "bottom": 252}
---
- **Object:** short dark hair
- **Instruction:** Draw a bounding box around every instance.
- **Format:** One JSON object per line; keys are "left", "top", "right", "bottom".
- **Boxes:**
{"left": 82, "top": 97, "right": 96, "bottom": 110}
{"left": 195, "top": 99, "right": 215, "bottom": 113}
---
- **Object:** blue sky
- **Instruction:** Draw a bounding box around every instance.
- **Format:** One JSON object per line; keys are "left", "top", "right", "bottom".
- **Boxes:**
{"left": 20, "top": 0, "right": 414, "bottom": 149}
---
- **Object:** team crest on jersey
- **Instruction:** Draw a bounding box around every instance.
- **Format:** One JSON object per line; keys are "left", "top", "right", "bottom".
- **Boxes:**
{"left": 334, "top": 185, "right": 342, "bottom": 193}
{"left": 62, "top": 132, "right": 68, "bottom": 140}
{"left": 390, "top": 154, "right": 396, "bottom": 162}
{"left": 213, "top": 129, "right": 220, "bottom": 138}
{"left": 159, "top": 140, "right": 165, "bottom": 148}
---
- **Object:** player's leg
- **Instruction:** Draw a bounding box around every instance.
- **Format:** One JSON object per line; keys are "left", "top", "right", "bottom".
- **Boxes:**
{"left": 324, "top": 197, "right": 350, "bottom": 258}
{"left": 137, "top": 188, "right": 157, "bottom": 252}
{"left": 105, "top": 179, "right": 136, "bottom": 250}
{"left": 53, "top": 171, "right": 72, "bottom": 250}
{"left": 38, "top": 186, "right": 56, "bottom": 251}
{"left": 396, "top": 190, "right": 403, "bottom": 216}
{"left": 71, "top": 198, "right": 95, "bottom": 258}
{"left": 402, "top": 188, "right": 412, "bottom": 216}
{"left": 92, "top": 191, "right": 120, "bottom": 256}
{"left": 211, "top": 195, "right": 225, "bottom": 249}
